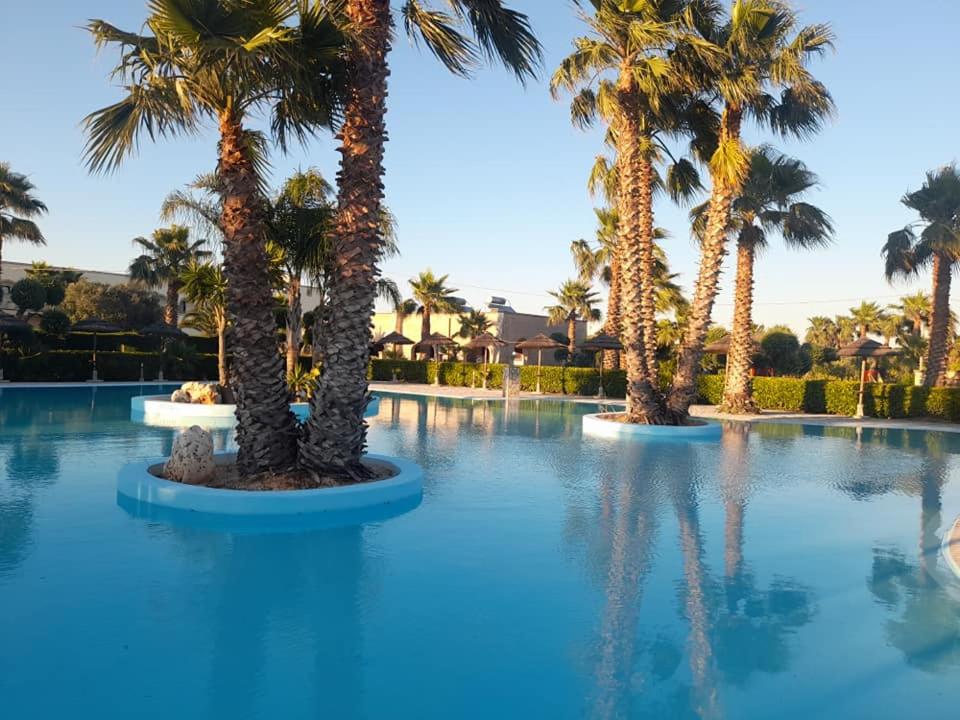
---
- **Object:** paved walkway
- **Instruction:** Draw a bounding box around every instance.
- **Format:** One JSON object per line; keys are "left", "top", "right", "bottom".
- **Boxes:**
{"left": 370, "top": 382, "right": 960, "bottom": 434}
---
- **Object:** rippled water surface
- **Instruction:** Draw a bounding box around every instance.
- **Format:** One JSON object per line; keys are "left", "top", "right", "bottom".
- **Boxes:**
{"left": 2, "top": 386, "right": 960, "bottom": 719}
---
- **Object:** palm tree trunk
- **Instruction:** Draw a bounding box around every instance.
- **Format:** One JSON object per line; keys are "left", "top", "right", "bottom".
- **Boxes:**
{"left": 603, "top": 250, "right": 621, "bottom": 370}
{"left": 394, "top": 310, "right": 404, "bottom": 334}
{"left": 567, "top": 315, "right": 576, "bottom": 356}
{"left": 638, "top": 183, "right": 659, "bottom": 384}
{"left": 925, "top": 251, "right": 951, "bottom": 386}
{"left": 286, "top": 275, "right": 302, "bottom": 377}
{"left": 217, "top": 318, "right": 228, "bottom": 387}
{"left": 720, "top": 235, "right": 758, "bottom": 413}
{"left": 615, "top": 81, "right": 664, "bottom": 423}
{"left": 300, "top": 0, "right": 391, "bottom": 477}
{"left": 668, "top": 108, "right": 743, "bottom": 420}
{"left": 421, "top": 307, "right": 431, "bottom": 341}
{"left": 218, "top": 112, "right": 299, "bottom": 475}
{"left": 164, "top": 280, "right": 181, "bottom": 326}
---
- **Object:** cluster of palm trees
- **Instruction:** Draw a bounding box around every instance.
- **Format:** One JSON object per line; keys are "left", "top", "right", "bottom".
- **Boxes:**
{"left": 0, "top": 163, "right": 47, "bottom": 289}
{"left": 553, "top": 0, "right": 835, "bottom": 423}
{"left": 83, "top": 0, "right": 540, "bottom": 480}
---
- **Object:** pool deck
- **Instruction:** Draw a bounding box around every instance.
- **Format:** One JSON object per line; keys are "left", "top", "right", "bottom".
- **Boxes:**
{"left": 369, "top": 382, "right": 960, "bottom": 434}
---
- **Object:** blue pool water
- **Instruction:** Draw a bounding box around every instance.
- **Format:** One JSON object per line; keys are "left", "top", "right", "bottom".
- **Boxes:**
{"left": 1, "top": 386, "right": 959, "bottom": 718}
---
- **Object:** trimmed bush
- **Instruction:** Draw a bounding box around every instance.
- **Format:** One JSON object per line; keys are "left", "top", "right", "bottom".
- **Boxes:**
{"left": 1, "top": 350, "right": 217, "bottom": 382}
{"left": 697, "top": 375, "right": 725, "bottom": 405}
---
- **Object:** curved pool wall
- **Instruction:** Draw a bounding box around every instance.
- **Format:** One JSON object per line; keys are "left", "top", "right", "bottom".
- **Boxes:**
{"left": 117, "top": 451, "right": 422, "bottom": 518}
{"left": 130, "top": 393, "right": 380, "bottom": 427}
{"left": 581, "top": 412, "right": 723, "bottom": 441}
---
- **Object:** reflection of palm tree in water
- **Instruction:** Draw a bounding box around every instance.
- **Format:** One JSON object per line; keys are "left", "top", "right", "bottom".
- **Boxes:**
{"left": 869, "top": 434, "right": 960, "bottom": 673}
{"left": 163, "top": 525, "right": 371, "bottom": 718}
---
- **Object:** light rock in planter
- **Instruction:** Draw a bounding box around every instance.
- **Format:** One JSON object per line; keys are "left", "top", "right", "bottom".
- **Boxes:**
{"left": 170, "top": 389, "right": 191, "bottom": 403}
{"left": 164, "top": 425, "right": 215, "bottom": 485}
{"left": 180, "top": 381, "right": 221, "bottom": 405}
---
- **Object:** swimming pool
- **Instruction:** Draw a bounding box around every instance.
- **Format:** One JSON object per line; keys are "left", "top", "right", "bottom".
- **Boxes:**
{"left": 1, "top": 386, "right": 958, "bottom": 718}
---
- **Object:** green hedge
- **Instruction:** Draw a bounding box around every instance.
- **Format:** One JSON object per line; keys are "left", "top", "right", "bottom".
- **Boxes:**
{"left": 370, "top": 359, "right": 627, "bottom": 398}
{"left": 696, "top": 374, "right": 960, "bottom": 422}
{"left": 1, "top": 350, "right": 218, "bottom": 382}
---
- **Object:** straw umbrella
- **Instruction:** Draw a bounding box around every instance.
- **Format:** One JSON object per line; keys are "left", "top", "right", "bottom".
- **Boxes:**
{"left": 379, "top": 330, "right": 414, "bottom": 359}
{"left": 0, "top": 313, "right": 30, "bottom": 382}
{"left": 515, "top": 334, "right": 565, "bottom": 394}
{"left": 141, "top": 321, "right": 185, "bottom": 382}
{"left": 465, "top": 332, "right": 508, "bottom": 389}
{"left": 72, "top": 318, "right": 123, "bottom": 382}
{"left": 415, "top": 332, "right": 457, "bottom": 386}
{"left": 581, "top": 332, "right": 623, "bottom": 398}
{"left": 838, "top": 337, "right": 899, "bottom": 418}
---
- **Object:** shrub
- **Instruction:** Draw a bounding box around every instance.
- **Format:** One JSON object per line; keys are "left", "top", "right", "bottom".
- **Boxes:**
{"left": 10, "top": 278, "right": 46, "bottom": 316}
{"left": 2, "top": 350, "right": 217, "bottom": 382}
{"left": 697, "top": 375, "right": 725, "bottom": 405}
{"left": 40, "top": 309, "right": 71, "bottom": 338}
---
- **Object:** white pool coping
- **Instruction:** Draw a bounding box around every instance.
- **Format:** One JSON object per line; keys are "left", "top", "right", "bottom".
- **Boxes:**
{"left": 582, "top": 412, "right": 723, "bottom": 441}
{"left": 117, "top": 451, "right": 422, "bottom": 516}
{"left": 130, "top": 394, "right": 380, "bottom": 426}
{"left": 942, "top": 516, "right": 960, "bottom": 580}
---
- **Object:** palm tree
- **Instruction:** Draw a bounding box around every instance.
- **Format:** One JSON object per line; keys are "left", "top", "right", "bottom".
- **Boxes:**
{"left": 696, "top": 148, "right": 832, "bottom": 413}
{"left": 0, "top": 163, "right": 47, "bottom": 284}
{"left": 546, "top": 280, "right": 602, "bottom": 356}
{"left": 892, "top": 292, "right": 930, "bottom": 336}
{"left": 553, "top": 0, "right": 712, "bottom": 423}
{"left": 268, "top": 169, "right": 336, "bottom": 376}
{"left": 805, "top": 316, "right": 839, "bottom": 348}
{"left": 882, "top": 165, "right": 960, "bottom": 386}
{"left": 668, "top": 1, "right": 835, "bottom": 419}
{"left": 301, "top": 0, "right": 540, "bottom": 478}
{"left": 457, "top": 310, "right": 492, "bottom": 340}
{"left": 129, "top": 225, "right": 209, "bottom": 326}
{"left": 393, "top": 297, "right": 418, "bottom": 335}
{"left": 83, "top": 0, "right": 346, "bottom": 475}
{"left": 835, "top": 314, "right": 857, "bottom": 344}
{"left": 572, "top": 206, "right": 620, "bottom": 349}
{"left": 408, "top": 270, "right": 459, "bottom": 342}
{"left": 848, "top": 301, "right": 887, "bottom": 339}
{"left": 180, "top": 260, "right": 228, "bottom": 386}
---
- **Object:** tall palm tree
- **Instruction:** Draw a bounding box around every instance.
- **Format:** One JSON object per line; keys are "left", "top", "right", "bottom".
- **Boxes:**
{"left": 457, "top": 309, "right": 492, "bottom": 340}
{"left": 129, "top": 225, "right": 209, "bottom": 326}
{"left": 848, "top": 301, "right": 887, "bottom": 339}
{"left": 552, "top": 0, "right": 713, "bottom": 423}
{"left": 408, "top": 270, "right": 459, "bottom": 342}
{"left": 268, "top": 169, "right": 336, "bottom": 375}
{"left": 668, "top": 0, "right": 835, "bottom": 419}
{"left": 882, "top": 165, "right": 960, "bottom": 386}
{"left": 0, "top": 163, "right": 47, "bottom": 284}
{"left": 572, "top": 206, "right": 620, "bottom": 347}
{"left": 393, "top": 297, "right": 418, "bottom": 335}
{"left": 83, "top": 0, "right": 346, "bottom": 475}
{"left": 546, "top": 280, "right": 602, "bottom": 355}
{"left": 695, "top": 148, "right": 832, "bottom": 413}
{"left": 301, "top": 0, "right": 541, "bottom": 478}
{"left": 180, "top": 260, "right": 229, "bottom": 386}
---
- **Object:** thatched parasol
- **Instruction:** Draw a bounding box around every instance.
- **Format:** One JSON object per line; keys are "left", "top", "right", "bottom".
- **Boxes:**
{"left": 378, "top": 331, "right": 414, "bottom": 360}
{"left": 838, "top": 337, "right": 899, "bottom": 418}
{"left": 515, "top": 334, "right": 565, "bottom": 394}
{"left": 581, "top": 333, "right": 623, "bottom": 398}
{"left": 71, "top": 318, "right": 123, "bottom": 382}
{"left": 465, "top": 332, "right": 508, "bottom": 389}
{"left": 415, "top": 332, "right": 458, "bottom": 386}
{"left": 0, "top": 313, "right": 31, "bottom": 382}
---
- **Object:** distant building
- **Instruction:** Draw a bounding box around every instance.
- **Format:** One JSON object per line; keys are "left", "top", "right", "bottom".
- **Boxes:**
{"left": 372, "top": 297, "right": 587, "bottom": 366}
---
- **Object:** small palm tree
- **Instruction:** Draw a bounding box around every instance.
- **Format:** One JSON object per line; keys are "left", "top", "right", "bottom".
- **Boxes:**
{"left": 83, "top": 0, "right": 345, "bottom": 475}
{"left": 882, "top": 165, "right": 960, "bottom": 386}
{"left": 180, "top": 260, "right": 228, "bottom": 386}
{"left": 129, "top": 226, "right": 209, "bottom": 326}
{"left": 409, "top": 270, "right": 460, "bottom": 342}
{"left": 457, "top": 310, "right": 492, "bottom": 340}
{"left": 546, "top": 280, "right": 602, "bottom": 356}
{"left": 892, "top": 292, "right": 930, "bottom": 336}
{"left": 669, "top": 1, "right": 835, "bottom": 419}
{"left": 0, "top": 163, "right": 47, "bottom": 284}
{"left": 805, "top": 316, "right": 839, "bottom": 348}
{"left": 696, "top": 148, "right": 832, "bottom": 413}
{"left": 848, "top": 301, "right": 887, "bottom": 339}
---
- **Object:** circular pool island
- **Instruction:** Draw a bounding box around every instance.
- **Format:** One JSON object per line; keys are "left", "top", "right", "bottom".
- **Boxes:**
{"left": 582, "top": 412, "right": 722, "bottom": 441}
{"left": 117, "top": 451, "right": 423, "bottom": 522}
{"left": 131, "top": 394, "right": 380, "bottom": 428}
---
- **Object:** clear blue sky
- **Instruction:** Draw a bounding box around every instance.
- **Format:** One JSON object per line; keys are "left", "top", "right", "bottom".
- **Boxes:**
{"left": 3, "top": 1, "right": 958, "bottom": 333}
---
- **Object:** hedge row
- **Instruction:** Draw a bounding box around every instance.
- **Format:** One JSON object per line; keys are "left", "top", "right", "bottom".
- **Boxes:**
{"left": 0, "top": 350, "right": 219, "bottom": 382}
{"left": 370, "top": 359, "right": 627, "bottom": 397}
{"left": 696, "top": 374, "right": 960, "bottom": 421}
